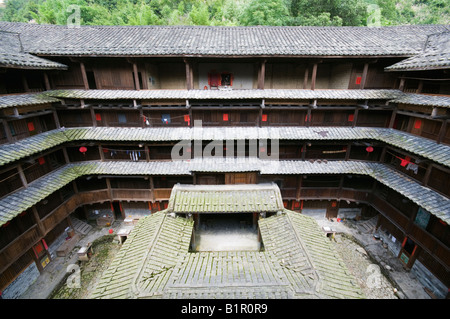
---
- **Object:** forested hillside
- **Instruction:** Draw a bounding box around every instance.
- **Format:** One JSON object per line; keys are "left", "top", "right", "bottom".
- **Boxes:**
{"left": 0, "top": 0, "right": 448, "bottom": 26}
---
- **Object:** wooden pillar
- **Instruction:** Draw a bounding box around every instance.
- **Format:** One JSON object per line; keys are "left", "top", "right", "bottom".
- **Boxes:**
{"left": 79, "top": 62, "right": 89, "bottom": 90}
{"left": 133, "top": 62, "right": 140, "bottom": 90}
{"left": 31, "top": 246, "right": 45, "bottom": 274}
{"left": 338, "top": 176, "right": 344, "bottom": 199}
{"left": 43, "top": 72, "right": 51, "bottom": 90}
{"left": 303, "top": 65, "right": 309, "bottom": 89}
{"left": 388, "top": 108, "right": 397, "bottom": 128}
{"left": 379, "top": 146, "right": 387, "bottom": 163}
{"left": 306, "top": 107, "right": 311, "bottom": 127}
{"left": 416, "top": 80, "right": 423, "bottom": 93}
{"left": 62, "top": 147, "right": 70, "bottom": 164}
{"left": 310, "top": 63, "right": 318, "bottom": 90}
{"left": 301, "top": 142, "right": 307, "bottom": 160}
{"left": 352, "top": 108, "right": 359, "bottom": 128}
{"left": 90, "top": 106, "right": 97, "bottom": 128}
{"left": 17, "top": 164, "right": 28, "bottom": 188}
{"left": 66, "top": 216, "right": 74, "bottom": 230}
{"left": 98, "top": 145, "right": 105, "bottom": 161}
{"left": 149, "top": 176, "right": 155, "bottom": 202}
{"left": 437, "top": 119, "right": 448, "bottom": 144}
{"left": 21, "top": 74, "right": 29, "bottom": 92}
{"left": 345, "top": 143, "right": 351, "bottom": 160}
{"left": 32, "top": 206, "right": 45, "bottom": 237}
{"left": 360, "top": 63, "right": 369, "bottom": 89}
{"left": 398, "top": 77, "right": 406, "bottom": 91}
{"left": 423, "top": 164, "right": 433, "bottom": 186}
{"left": 258, "top": 59, "right": 266, "bottom": 89}
{"left": 106, "top": 177, "right": 113, "bottom": 201}
{"left": 184, "top": 59, "right": 194, "bottom": 90}
{"left": 52, "top": 108, "right": 61, "bottom": 129}
{"left": 326, "top": 201, "right": 339, "bottom": 220}
{"left": 296, "top": 175, "right": 303, "bottom": 201}
{"left": 1, "top": 119, "right": 13, "bottom": 143}
{"left": 144, "top": 145, "right": 150, "bottom": 162}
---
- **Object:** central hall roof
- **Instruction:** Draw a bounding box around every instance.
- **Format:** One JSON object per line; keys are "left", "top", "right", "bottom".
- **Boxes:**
{"left": 0, "top": 22, "right": 449, "bottom": 57}
{"left": 168, "top": 183, "right": 284, "bottom": 213}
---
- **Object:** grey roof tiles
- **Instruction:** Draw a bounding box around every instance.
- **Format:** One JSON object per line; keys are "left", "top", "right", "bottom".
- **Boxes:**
{"left": 0, "top": 92, "right": 60, "bottom": 109}
{"left": 386, "top": 32, "right": 450, "bottom": 71}
{"left": 0, "top": 160, "right": 449, "bottom": 227}
{"left": 45, "top": 88, "right": 403, "bottom": 101}
{"left": 0, "top": 31, "right": 67, "bottom": 70}
{"left": 2, "top": 126, "right": 450, "bottom": 168}
{"left": 0, "top": 22, "right": 449, "bottom": 57}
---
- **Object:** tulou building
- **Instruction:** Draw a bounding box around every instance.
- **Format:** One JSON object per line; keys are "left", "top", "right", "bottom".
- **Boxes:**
{"left": 0, "top": 22, "right": 449, "bottom": 299}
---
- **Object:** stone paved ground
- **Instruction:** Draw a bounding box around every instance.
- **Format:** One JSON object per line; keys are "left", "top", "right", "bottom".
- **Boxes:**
{"left": 332, "top": 233, "right": 397, "bottom": 299}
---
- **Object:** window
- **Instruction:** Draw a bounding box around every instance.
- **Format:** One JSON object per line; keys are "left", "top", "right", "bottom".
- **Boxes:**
{"left": 118, "top": 113, "right": 127, "bottom": 124}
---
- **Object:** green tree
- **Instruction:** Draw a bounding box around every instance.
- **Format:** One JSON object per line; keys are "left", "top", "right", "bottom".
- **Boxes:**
{"left": 188, "top": 1, "right": 210, "bottom": 25}
{"left": 289, "top": 0, "right": 367, "bottom": 26}
{"left": 240, "top": 0, "right": 289, "bottom": 26}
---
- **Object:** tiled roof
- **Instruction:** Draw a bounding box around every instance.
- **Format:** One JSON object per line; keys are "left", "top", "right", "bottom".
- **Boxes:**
{"left": 1, "top": 126, "right": 450, "bottom": 168}
{"left": 0, "top": 92, "right": 61, "bottom": 109}
{"left": 0, "top": 31, "right": 67, "bottom": 70}
{"left": 0, "top": 160, "right": 449, "bottom": 227}
{"left": 390, "top": 93, "right": 450, "bottom": 108}
{"left": 168, "top": 183, "right": 284, "bottom": 213}
{"left": 0, "top": 22, "right": 448, "bottom": 57}
{"left": 92, "top": 192, "right": 363, "bottom": 299}
{"left": 46, "top": 88, "right": 402, "bottom": 101}
{"left": 386, "top": 32, "right": 450, "bottom": 71}
{"left": 260, "top": 211, "right": 363, "bottom": 298}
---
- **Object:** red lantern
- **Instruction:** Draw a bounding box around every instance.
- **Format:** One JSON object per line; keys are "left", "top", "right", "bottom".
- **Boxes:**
{"left": 108, "top": 229, "right": 113, "bottom": 234}
{"left": 79, "top": 146, "right": 87, "bottom": 155}
{"left": 366, "top": 146, "right": 374, "bottom": 153}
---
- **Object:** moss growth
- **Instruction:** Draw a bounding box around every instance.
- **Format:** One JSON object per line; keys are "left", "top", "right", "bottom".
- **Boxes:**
{"left": 50, "top": 235, "right": 120, "bottom": 299}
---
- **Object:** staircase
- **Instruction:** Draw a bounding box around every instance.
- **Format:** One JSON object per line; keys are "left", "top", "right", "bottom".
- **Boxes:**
{"left": 70, "top": 217, "right": 93, "bottom": 235}
{"left": 357, "top": 216, "right": 378, "bottom": 234}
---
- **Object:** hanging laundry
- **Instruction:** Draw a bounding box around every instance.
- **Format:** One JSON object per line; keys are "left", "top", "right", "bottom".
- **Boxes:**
{"left": 400, "top": 156, "right": 411, "bottom": 167}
